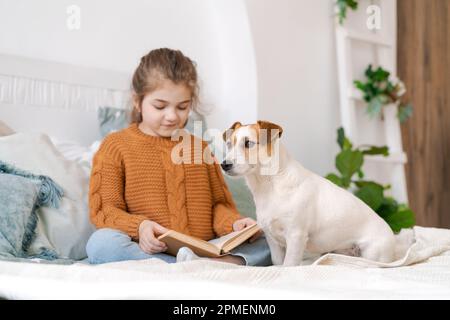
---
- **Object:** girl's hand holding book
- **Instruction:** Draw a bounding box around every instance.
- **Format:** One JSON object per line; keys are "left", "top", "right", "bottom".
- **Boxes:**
{"left": 138, "top": 220, "right": 169, "bottom": 254}
{"left": 232, "top": 217, "right": 263, "bottom": 243}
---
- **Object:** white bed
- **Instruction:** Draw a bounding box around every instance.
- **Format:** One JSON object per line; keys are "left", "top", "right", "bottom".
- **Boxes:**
{"left": 1, "top": 225, "right": 450, "bottom": 300}
{"left": 1, "top": 54, "right": 450, "bottom": 300}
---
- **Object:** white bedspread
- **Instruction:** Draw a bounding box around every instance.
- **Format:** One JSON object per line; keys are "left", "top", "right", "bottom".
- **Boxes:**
{"left": 1, "top": 226, "right": 450, "bottom": 300}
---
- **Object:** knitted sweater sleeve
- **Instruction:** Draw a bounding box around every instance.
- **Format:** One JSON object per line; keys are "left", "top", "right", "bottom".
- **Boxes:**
{"left": 89, "top": 137, "right": 148, "bottom": 240}
{"left": 205, "top": 145, "right": 242, "bottom": 237}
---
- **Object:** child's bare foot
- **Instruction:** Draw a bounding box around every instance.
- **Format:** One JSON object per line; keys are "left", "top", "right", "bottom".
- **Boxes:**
{"left": 176, "top": 247, "right": 245, "bottom": 265}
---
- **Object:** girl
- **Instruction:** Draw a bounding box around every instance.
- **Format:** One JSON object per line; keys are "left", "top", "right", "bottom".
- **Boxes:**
{"left": 86, "top": 48, "right": 272, "bottom": 266}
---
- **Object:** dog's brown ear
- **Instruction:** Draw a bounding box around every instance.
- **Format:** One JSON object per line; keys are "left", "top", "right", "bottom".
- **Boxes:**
{"left": 257, "top": 120, "right": 283, "bottom": 142}
{"left": 222, "top": 121, "right": 242, "bottom": 141}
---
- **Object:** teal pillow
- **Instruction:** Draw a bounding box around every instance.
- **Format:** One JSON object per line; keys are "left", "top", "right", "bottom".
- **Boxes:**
{"left": 98, "top": 106, "right": 207, "bottom": 138}
{"left": 98, "top": 106, "right": 129, "bottom": 137}
{"left": 0, "top": 174, "right": 41, "bottom": 258}
{"left": 0, "top": 161, "right": 63, "bottom": 260}
{"left": 224, "top": 175, "right": 256, "bottom": 219}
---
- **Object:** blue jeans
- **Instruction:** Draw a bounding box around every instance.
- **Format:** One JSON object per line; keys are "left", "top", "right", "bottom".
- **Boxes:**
{"left": 86, "top": 228, "right": 272, "bottom": 266}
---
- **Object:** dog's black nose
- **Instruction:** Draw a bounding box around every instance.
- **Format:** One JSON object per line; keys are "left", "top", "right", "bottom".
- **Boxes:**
{"left": 221, "top": 161, "right": 233, "bottom": 171}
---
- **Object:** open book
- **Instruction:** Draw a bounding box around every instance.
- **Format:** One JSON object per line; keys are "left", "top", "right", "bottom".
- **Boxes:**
{"left": 157, "top": 223, "right": 261, "bottom": 258}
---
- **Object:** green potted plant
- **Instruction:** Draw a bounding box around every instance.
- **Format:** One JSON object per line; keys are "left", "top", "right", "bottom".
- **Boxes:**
{"left": 354, "top": 65, "right": 413, "bottom": 123}
{"left": 325, "top": 127, "right": 415, "bottom": 233}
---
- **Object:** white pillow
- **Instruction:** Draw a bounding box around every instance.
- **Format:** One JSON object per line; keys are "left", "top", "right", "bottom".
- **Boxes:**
{"left": 49, "top": 136, "right": 101, "bottom": 176}
{"left": 0, "top": 133, "right": 95, "bottom": 260}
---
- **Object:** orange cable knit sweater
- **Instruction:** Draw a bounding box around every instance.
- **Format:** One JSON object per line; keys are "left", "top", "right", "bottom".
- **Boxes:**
{"left": 89, "top": 123, "right": 242, "bottom": 240}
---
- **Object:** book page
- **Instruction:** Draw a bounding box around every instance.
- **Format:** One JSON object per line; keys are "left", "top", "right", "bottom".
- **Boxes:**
{"left": 208, "top": 230, "right": 241, "bottom": 248}
{"left": 209, "top": 224, "right": 259, "bottom": 251}
{"left": 158, "top": 224, "right": 261, "bottom": 258}
{"left": 158, "top": 230, "right": 221, "bottom": 257}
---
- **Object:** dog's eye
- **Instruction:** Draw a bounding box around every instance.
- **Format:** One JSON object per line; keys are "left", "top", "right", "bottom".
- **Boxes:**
{"left": 226, "top": 141, "right": 232, "bottom": 148}
{"left": 244, "top": 140, "right": 256, "bottom": 148}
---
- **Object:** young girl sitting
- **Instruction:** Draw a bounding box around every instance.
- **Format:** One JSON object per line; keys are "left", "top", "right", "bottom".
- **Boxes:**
{"left": 86, "top": 48, "right": 272, "bottom": 266}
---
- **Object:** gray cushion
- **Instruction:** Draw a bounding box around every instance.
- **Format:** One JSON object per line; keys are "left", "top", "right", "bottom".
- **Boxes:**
{"left": 0, "top": 160, "right": 63, "bottom": 260}
{"left": 0, "top": 174, "right": 40, "bottom": 258}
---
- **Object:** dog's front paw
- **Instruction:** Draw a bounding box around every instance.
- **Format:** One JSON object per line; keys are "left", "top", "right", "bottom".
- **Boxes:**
{"left": 271, "top": 254, "right": 284, "bottom": 266}
{"left": 269, "top": 249, "right": 285, "bottom": 265}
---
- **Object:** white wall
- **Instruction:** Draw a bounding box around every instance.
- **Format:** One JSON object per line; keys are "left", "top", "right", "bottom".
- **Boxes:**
{"left": 205, "top": 0, "right": 258, "bottom": 130}
{"left": 0, "top": 0, "right": 341, "bottom": 175}
{"left": 0, "top": 0, "right": 257, "bottom": 131}
{"left": 244, "top": 0, "right": 340, "bottom": 175}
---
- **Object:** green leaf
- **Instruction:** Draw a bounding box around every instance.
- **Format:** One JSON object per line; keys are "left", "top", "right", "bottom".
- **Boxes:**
{"left": 383, "top": 206, "right": 416, "bottom": 233}
{"left": 336, "top": 149, "right": 363, "bottom": 182}
{"left": 357, "top": 169, "right": 364, "bottom": 179}
{"left": 376, "top": 196, "right": 399, "bottom": 219}
{"left": 341, "top": 176, "right": 352, "bottom": 188}
{"left": 354, "top": 180, "right": 384, "bottom": 189}
{"left": 354, "top": 80, "right": 366, "bottom": 92}
{"left": 348, "top": 0, "right": 358, "bottom": 10}
{"left": 325, "top": 173, "right": 345, "bottom": 188}
{"left": 354, "top": 182, "right": 384, "bottom": 211}
{"left": 365, "top": 65, "right": 374, "bottom": 78}
{"left": 361, "top": 145, "right": 389, "bottom": 156}
{"left": 337, "top": 127, "right": 345, "bottom": 149}
{"left": 373, "top": 67, "right": 390, "bottom": 82}
{"left": 336, "top": 0, "right": 359, "bottom": 25}
{"left": 336, "top": 0, "right": 348, "bottom": 25}
{"left": 337, "top": 127, "right": 352, "bottom": 150}
{"left": 398, "top": 104, "right": 413, "bottom": 123}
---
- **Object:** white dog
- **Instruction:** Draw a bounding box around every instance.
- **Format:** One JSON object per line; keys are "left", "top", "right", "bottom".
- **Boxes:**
{"left": 220, "top": 120, "right": 396, "bottom": 266}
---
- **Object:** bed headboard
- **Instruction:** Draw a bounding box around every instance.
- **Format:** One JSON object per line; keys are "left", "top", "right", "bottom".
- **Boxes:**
{"left": 0, "top": 54, "right": 131, "bottom": 146}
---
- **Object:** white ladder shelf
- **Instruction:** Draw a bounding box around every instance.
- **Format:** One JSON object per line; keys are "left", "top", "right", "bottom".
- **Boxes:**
{"left": 335, "top": 0, "right": 409, "bottom": 204}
